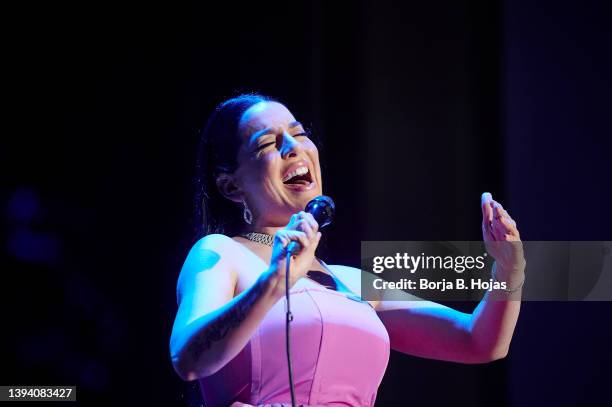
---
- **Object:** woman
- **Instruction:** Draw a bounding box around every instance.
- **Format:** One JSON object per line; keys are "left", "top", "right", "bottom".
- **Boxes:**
{"left": 169, "top": 94, "right": 526, "bottom": 407}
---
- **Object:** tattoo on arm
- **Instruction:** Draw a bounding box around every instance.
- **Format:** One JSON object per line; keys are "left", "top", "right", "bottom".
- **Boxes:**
{"left": 187, "top": 278, "right": 266, "bottom": 363}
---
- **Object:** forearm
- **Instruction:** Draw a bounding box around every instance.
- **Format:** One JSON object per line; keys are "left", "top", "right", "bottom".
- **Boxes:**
{"left": 171, "top": 269, "right": 285, "bottom": 380}
{"left": 469, "top": 262, "right": 524, "bottom": 359}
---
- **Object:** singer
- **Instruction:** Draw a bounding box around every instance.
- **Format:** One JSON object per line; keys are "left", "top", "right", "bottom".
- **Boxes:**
{"left": 169, "top": 94, "right": 526, "bottom": 407}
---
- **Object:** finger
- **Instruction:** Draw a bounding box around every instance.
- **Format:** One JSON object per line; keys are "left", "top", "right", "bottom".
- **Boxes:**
{"left": 492, "top": 216, "right": 511, "bottom": 240}
{"left": 287, "top": 230, "right": 310, "bottom": 250}
{"left": 497, "top": 215, "right": 516, "bottom": 233}
{"left": 297, "top": 219, "right": 315, "bottom": 239}
{"left": 302, "top": 211, "right": 319, "bottom": 233}
{"left": 493, "top": 199, "right": 504, "bottom": 210}
{"left": 289, "top": 213, "right": 313, "bottom": 236}
{"left": 493, "top": 204, "right": 520, "bottom": 235}
{"left": 287, "top": 213, "right": 299, "bottom": 228}
{"left": 499, "top": 212, "right": 519, "bottom": 233}
{"left": 276, "top": 230, "right": 306, "bottom": 248}
{"left": 482, "top": 220, "right": 495, "bottom": 241}
{"left": 276, "top": 230, "right": 295, "bottom": 248}
{"left": 295, "top": 211, "right": 319, "bottom": 236}
{"left": 500, "top": 215, "right": 521, "bottom": 240}
{"left": 493, "top": 202, "right": 505, "bottom": 220}
{"left": 481, "top": 192, "right": 493, "bottom": 224}
{"left": 501, "top": 208, "right": 517, "bottom": 227}
{"left": 481, "top": 193, "right": 495, "bottom": 241}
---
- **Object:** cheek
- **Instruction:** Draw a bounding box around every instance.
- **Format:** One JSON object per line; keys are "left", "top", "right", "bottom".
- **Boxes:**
{"left": 245, "top": 152, "right": 275, "bottom": 174}
{"left": 307, "top": 140, "right": 319, "bottom": 157}
{"left": 260, "top": 153, "right": 282, "bottom": 178}
{"left": 306, "top": 144, "right": 321, "bottom": 171}
{"left": 243, "top": 154, "right": 281, "bottom": 192}
{"left": 307, "top": 145, "right": 323, "bottom": 191}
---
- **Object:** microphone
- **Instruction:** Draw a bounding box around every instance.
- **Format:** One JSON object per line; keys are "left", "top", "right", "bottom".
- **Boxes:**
{"left": 287, "top": 195, "right": 335, "bottom": 255}
{"left": 284, "top": 196, "right": 334, "bottom": 407}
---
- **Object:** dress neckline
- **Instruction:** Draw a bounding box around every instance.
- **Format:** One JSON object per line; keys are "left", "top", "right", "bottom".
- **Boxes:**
{"left": 314, "top": 257, "right": 373, "bottom": 307}
{"left": 233, "top": 233, "right": 371, "bottom": 306}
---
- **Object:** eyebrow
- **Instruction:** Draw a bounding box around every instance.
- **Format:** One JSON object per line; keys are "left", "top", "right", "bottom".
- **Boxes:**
{"left": 249, "top": 121, "right": 304, "bottom": 143}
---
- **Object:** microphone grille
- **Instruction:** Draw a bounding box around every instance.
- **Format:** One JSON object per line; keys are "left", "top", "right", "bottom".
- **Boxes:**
{"left": 306, "top": 195, "right": 335, "bottom": 228}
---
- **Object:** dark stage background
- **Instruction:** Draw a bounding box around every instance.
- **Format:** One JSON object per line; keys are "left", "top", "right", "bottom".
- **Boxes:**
{"left": 2, "top": 1, "right": 611, "bottom": 406}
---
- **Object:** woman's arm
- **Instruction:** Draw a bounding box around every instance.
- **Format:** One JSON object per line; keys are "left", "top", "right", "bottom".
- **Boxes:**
{"left": 332, "top": 262, "right": 522, "bottom": 363}
{"left": 169, "top": 234, "right": 285, "bottom": 381}
{"left": 373, "top": 193, "right": 526, "bottom": 363}
{"left": 170, "top": 213, "right": 322, "bottom": 381}
{"left": 375, "top": 271, "right": 523, "bottom": 363}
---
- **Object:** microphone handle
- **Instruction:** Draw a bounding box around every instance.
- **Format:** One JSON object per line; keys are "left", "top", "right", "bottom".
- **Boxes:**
{"left": 286, "top": 240, "right": 301, "bottom": 255}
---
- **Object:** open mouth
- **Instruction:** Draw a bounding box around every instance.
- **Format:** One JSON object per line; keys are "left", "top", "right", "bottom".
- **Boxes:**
{"left": 282, "top": 165, "right": 314, "bottom": 186}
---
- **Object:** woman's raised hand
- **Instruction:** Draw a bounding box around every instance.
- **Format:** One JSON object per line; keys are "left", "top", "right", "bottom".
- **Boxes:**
{"left": 481, "top": 192, "right": 526, "bottom": 277}
{"left": 269, "top": 211, "right": 322, "bottom": 292}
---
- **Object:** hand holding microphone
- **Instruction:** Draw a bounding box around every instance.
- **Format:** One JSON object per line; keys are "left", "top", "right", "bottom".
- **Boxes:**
{"left": 286, "top": 195, "right": 335, "bottom": 255}
{"left": 268, "top": 196, "right": 335, "bottom": 292}
{"left": 270, "top": 196, "right": 335, "bottom": 407}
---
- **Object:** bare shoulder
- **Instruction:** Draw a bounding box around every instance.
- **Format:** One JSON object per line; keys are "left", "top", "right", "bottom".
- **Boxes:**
{"left": 176, "top": 234, "right": 242, "bottom": 302}
{"left": 182, "top": 234, "right": 241, "bottom": 271}
{"left": 188, "top": 233, "right": 240, "bottom": 256}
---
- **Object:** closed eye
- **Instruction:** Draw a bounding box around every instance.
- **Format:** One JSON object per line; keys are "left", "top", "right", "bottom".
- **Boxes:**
{"left": 254, "top": 132, "right": 309, "bottom": 152}
{"left": 254, "top": 141, "right": 276, "bottom": 152}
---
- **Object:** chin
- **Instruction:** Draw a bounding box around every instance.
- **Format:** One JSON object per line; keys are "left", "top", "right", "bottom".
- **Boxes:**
{"left": 290, "top": 190, "right": 320, "bottom": 212}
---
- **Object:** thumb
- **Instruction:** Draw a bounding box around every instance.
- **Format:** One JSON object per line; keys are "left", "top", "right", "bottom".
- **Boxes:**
{"left": 481, "top": 192, "right": 493, "bottom": 223}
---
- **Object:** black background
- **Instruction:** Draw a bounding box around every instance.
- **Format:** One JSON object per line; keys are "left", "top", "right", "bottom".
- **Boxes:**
{"left": 2, "top": 1, "right": 611, "bottom": 406}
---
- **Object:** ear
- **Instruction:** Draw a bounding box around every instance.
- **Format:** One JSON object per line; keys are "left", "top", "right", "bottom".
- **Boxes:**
{"left": 215, "top": 173, "right": 243, "bottom": 203}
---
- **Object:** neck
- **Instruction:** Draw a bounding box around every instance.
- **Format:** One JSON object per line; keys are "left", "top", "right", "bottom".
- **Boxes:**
{"left": 246, "top": 215, "right": 295, "bottom": 236}
{"left": 252, "top": 225, "right": 283, "bottom": 236}
{"left": 241, "top": 220, "right": 285, "bottom": 236}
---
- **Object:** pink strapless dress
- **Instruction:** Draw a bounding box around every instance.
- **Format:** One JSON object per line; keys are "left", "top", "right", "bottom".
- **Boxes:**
{"left": 198, "top": 277, "right": 391, "bottom": 407}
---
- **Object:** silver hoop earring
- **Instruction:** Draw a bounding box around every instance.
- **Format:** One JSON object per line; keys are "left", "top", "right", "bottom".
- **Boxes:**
{"left": 242, "top": 199, "right": 253, "bottom": 225}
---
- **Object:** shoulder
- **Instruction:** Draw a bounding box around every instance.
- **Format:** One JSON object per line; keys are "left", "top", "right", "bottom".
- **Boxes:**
{"left": 176, "top": 234, "right": 241, "bottom": 301}
{"left": 190, "top": 233, "right": 239, "bottom": 252}
{"left": 182, "top": 234, "right": 241, "bottom": 273}
{"left": 189, "top": 233, "right": 238, "bottom": 255}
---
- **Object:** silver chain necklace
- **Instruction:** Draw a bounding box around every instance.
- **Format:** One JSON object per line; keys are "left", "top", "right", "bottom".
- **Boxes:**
{"left": 240, "top": 232, "right": 274, "bottom": 247}
{"left": 241, "top": 232, "right": 338, "bottom": 291}
{"left": 239, "top": 231, "right": 370, "bottom": 304}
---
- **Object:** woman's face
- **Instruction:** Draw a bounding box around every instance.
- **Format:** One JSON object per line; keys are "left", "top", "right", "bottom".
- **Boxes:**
{"left": 233, "top": 101, "right": 323, "bottom": 227}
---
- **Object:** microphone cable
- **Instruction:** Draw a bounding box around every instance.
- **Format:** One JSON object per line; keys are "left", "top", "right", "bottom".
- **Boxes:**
{"left": 282, "top": 196, "right": 335, "bottom": 407}
{"left": 285, "top": 251, "right": 297, "bottom": 407}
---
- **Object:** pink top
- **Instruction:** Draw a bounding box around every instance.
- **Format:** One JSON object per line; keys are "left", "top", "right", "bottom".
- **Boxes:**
{"left": 198, "top": 277, "right": 391, "bottom": 407}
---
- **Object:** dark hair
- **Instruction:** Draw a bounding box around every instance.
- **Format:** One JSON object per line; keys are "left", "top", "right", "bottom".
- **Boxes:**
{"left": 194, "top": 93, "right": 274, "bottom": 240}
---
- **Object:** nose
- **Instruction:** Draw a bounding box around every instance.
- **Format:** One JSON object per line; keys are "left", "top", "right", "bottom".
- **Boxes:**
{"left": 280, "top": 131, "right": 304, "bottom": 159}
